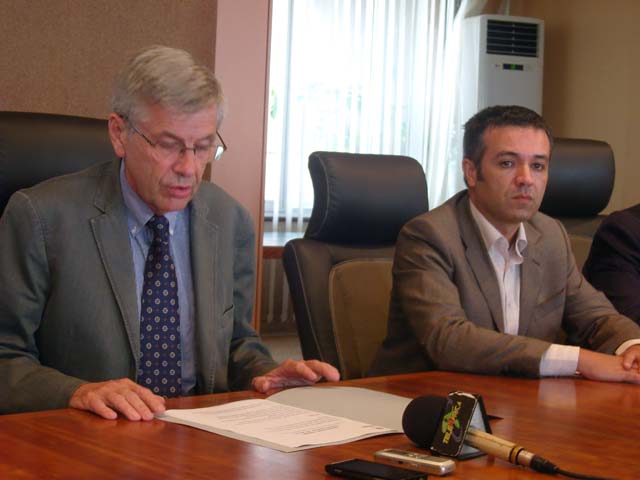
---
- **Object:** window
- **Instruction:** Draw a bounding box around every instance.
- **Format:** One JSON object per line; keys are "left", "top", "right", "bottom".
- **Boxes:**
{"left": 265, "top": 0, "right": 476, "bottom": 232}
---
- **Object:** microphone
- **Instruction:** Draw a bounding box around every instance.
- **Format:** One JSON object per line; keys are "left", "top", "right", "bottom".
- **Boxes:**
{"left": 402, "top": 394, "right": 559, "bottom": 475}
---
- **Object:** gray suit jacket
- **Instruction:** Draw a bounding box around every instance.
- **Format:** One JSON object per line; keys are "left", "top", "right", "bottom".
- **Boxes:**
{"left": 0, "top": 159, "right": 277, "bottom": 413}
{"left": 370, "top": 191, "right": 640, "bottom": 377}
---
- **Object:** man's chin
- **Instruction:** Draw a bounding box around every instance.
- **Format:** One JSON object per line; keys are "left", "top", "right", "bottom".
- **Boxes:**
{"left": 511, "top": 208, "right": 538, "bottom": 223}
{"left": 510, "top": 198, "right": 540, "bottom": 215}
{"left": 154, "top": 197, "right": 193, "bottom": 214}
{"left": 155, "top": 186, "right": 198, "bottom": 213}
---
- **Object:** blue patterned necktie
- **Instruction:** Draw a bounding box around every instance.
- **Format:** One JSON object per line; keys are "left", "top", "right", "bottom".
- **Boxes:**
{"left": 138, "top": 215, "right": 182, "bottom": 397}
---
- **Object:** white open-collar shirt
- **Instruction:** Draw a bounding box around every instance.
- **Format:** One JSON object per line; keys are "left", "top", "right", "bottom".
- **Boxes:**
{"left": 469, "top": 201, "right": 579, "bottom": 376}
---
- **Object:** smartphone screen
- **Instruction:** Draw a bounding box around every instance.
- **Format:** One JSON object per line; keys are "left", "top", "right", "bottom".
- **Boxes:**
{"left": 325, "top": 458, "right": 428, "bottom": 480}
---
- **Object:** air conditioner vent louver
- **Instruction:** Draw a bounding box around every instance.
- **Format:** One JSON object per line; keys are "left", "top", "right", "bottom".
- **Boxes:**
{"left": 487, "top": 20, "right": 538, "bottom": 57}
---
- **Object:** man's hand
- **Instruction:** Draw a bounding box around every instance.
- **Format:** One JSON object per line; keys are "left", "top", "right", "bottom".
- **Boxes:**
{"left": 251, "top": 359, "right": 340, "bottom": 393}
{"left": 577, "top": 349, "right": 640, "bottom": 384}
{"left": 620, "top": 344, "right": 640, "bottom": 371}
{"left": 68, "top": 378, "right": 166, "bottom": 421}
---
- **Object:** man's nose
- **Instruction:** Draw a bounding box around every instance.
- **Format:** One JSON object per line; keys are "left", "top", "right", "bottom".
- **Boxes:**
{"left": 515, "top": 164, "right": 533, "bottom": 185}
{"left": 173, "top": 148, "right": 198, "bottom": 176}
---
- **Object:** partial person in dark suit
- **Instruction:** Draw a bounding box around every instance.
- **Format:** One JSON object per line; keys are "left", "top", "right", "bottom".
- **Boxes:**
{"left": 583, "top": 204, "right": 640, "bottom": 325}
{"left": 0, "top": 45, "right": 338, "bottom": 419}
{"left": 370, "top": 105, "right": 640, "bottom": 383}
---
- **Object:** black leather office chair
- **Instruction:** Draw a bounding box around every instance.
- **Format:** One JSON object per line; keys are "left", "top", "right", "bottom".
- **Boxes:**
{"left": 540, "top": 137, "right": 615, "bottom": 269}
{"left": 283, "top": 151, "right": 428, "bottom": 379}
{"left": 0, "top": 111, "right": 114, "bottom": 217}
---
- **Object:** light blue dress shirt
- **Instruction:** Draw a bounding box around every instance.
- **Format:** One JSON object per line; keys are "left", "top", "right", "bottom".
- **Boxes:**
{"left": 119, "top": 162, "right": 196, "bottom": 394}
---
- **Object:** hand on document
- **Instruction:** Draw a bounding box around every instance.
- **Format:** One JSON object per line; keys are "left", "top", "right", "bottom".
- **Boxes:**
{"left": 251, "top": 359, "right": 340, "bottom": 393}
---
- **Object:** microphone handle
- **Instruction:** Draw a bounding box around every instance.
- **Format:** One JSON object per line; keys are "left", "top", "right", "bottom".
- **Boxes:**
{"left": 465, "top": 427, "right": 535, "bottom": 467}
{"left": 465, "top": 428, "right": 561, "bottom": 475}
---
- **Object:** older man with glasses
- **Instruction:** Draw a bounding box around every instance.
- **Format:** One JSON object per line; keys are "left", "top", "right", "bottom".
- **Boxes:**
{"left": 0, "top": 45, "right": 338, "bottom": 419}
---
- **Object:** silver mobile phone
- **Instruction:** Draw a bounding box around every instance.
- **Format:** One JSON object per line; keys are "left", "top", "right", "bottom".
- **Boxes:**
{"left": 374, "top": 449, "right": 456, "bottom": 476}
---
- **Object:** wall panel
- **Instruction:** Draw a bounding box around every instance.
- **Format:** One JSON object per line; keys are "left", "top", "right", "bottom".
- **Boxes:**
{"left": 0, "top": 0, "right": 217, "bottom": 119}
{"left": 508, "top": 0, "right": 640, "bottom": 212}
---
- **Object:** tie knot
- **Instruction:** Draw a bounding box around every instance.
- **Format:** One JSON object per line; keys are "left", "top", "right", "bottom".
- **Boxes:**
{"left": 147, "top": 215, "right": 170, "bottom": 240}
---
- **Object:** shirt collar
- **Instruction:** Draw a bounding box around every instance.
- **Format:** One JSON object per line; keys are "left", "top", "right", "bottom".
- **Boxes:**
{"left": 119, "top": 160, "right": 181, "bottom": 237}
{"left": 469, "top": 199, "right": 528, "bottom": 257}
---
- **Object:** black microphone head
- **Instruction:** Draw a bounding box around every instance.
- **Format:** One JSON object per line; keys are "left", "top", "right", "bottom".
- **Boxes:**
{"left": 402, "top": 395, "right": 447, "bottom": 448}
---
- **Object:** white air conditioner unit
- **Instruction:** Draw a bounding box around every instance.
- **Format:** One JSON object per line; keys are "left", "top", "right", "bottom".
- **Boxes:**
{"left": 460, "top": 14, "right": 544, "bottom": 123}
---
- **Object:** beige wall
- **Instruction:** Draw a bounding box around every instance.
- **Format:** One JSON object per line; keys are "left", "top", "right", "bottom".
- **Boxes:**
{"left": 0, "top": 0, "right": 217, "bottom": 119}
{"left": 212, "top": 0, "right": 271, "bottom": 328}
{"left": 507, "top": 0, "right": 640, "bottom": 213}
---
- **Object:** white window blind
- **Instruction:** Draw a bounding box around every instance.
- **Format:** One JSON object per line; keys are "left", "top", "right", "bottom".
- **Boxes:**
{"left": 265, "top": 0, "right": 483, "bottom": 232}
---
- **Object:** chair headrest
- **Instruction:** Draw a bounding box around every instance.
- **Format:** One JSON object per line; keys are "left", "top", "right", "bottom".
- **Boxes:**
{"left": 540, "top": 137, "right": 614, "bottom": 217}
{"left": 0, "top": 111, "right": 114, "bottom": 216}
{"left": 305, "top": 151, "right": 429, "bottom": 244}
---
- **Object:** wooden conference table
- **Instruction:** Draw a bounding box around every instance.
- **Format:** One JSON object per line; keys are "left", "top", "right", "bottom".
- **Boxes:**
{"left": 1, "top": 371, "right": 639, "bottom": 479}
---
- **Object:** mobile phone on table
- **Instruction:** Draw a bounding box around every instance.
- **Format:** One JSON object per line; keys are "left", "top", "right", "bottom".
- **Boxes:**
{"left": 374, "top": 449, "right": 456, "bottom": 476}
{"left": 325, "top": 458, "right": 427, "bottom": 480}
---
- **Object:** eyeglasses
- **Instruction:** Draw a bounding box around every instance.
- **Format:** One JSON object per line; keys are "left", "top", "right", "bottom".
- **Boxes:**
{"left": 123, "top": 116, "right": 227, "bottom": 163}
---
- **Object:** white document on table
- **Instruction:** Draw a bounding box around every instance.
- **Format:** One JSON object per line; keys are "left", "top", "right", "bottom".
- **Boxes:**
{"left": 159, "top": 386, "right": 412, "bottom": 452}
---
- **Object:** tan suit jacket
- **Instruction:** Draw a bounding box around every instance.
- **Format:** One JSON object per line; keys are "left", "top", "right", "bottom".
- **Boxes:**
{"left": 0, "top": 159, "right": 277, "bottom": 413}
{"left": 370, "top": 191, "right": 640, "bottom": 377}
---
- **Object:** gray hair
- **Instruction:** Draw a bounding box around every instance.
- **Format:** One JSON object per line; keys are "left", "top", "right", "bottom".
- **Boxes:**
{"left": 111, "top": 45, "right": 225, "bottom": 127}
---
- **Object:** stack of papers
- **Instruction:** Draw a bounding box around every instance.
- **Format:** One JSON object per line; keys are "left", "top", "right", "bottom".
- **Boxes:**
{"left": 159, "top": 386, "right": 412, "bottom": 452}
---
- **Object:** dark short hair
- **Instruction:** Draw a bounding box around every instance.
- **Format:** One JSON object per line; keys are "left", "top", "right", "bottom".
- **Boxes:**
{"left": 463, "top": 105, "right": 553, "bottom": 169}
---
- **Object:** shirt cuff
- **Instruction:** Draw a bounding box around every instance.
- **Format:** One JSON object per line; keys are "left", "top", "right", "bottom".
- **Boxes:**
{"left": 539, "top": 344, "right": 580, "bottom": 377}
{"left": 615, "top": 339, "right": 640, "bottom": 355}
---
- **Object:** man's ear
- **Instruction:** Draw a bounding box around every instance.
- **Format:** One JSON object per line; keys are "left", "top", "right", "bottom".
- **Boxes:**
{"left": 108, "top": 113, "right": 127, "bottom": 158}
{"left": 462, "top": 158, "right": 478, "bottom": 188}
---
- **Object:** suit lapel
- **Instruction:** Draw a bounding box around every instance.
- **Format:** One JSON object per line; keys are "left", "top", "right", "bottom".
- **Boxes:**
{"left": 519, "top": 222, "right": 543, "bottom": 336}
{"left": 90, "top": 160, "right": 140, "bottom": 363}
{"left": 190, "top": 194, "right": 219, "bottom": 393}
{"left": 457, "top": 196, "right": 505, "bottom": 332}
